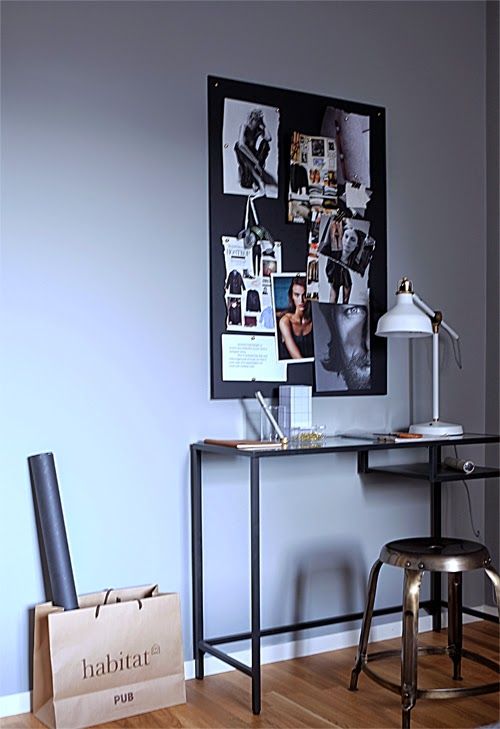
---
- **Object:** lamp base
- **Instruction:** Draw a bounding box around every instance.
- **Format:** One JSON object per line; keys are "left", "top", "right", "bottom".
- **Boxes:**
{"left": 409, "top": 420, "right": 464, "bottom": 437}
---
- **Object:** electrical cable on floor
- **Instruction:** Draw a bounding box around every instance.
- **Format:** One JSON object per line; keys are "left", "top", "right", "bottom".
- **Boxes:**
{"left": 453, "top": 444, "right": 480, "bottom": 538}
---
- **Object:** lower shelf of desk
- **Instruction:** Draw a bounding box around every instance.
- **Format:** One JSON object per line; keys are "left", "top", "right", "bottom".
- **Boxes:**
{"left": 366, "top": 464, "right": 500, "bottom": 482}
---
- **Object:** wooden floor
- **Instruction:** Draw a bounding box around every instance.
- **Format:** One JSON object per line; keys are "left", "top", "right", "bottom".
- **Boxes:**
{"left": 2, "top": 621, "right": 498, "bottom": 729}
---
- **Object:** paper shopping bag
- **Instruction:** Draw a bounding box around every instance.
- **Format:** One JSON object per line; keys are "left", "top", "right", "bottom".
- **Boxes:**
{"left": 33, "top": 585, "right": 186, "bottom": 729}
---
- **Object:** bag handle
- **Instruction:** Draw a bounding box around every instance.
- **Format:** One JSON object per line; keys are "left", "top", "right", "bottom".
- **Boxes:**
{"left": 94, "top": 588, "right": 144, "bottom": 618}
{"left": 249, "top": 195, "right": 259, "bottom": 226}
{"left": 249, "top": 196, "right": 275, "bottom": 246}
{"left": 242, "top": 195, "right": 259, "bottom": 230}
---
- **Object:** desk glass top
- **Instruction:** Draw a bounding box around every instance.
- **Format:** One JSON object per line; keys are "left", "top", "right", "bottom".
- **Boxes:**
{"left": 193, "top": 433, "right": 500, "bottom": 458}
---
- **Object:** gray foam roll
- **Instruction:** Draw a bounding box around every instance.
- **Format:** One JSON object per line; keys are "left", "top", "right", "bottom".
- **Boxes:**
{"left": 29, "top": 452, "right": 78, "bottom": 610}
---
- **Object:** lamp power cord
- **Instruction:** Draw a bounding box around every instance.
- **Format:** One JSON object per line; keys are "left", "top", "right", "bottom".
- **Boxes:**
{"left": 446, "top": 328, "right": 462, "bottom": 370}
{"left": 451, "top": 444, "right": 480, "bottom": 538}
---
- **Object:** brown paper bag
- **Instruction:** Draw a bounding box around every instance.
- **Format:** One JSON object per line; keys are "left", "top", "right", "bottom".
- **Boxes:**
{"left": 33, "top": 585, "right": 186, "bottom": 729}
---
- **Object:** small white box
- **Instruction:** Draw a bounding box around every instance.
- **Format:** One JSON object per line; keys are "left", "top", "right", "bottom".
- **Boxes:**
{"left": 279, "top": 385, "right": 312, "bottom": 431}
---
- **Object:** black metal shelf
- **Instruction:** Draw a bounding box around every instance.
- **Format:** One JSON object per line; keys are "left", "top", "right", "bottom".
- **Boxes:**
{"left": 366, "top": 464, "right": 500, "bottom": 482}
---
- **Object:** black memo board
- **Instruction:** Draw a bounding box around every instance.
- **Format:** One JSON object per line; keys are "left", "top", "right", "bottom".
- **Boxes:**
{"left": 208, "top": 76, "right": 387, "bottom": 400}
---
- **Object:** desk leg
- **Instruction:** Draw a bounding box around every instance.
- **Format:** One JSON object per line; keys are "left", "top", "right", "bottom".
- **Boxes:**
{"left": 430, "top": 446, "right": 442, "bottom": 632}
{"left": 190, "top": 445, "right": 205, "bottom": 679}
{"left": 357, "top": 450, "right": 369, "bottom": 473}
{"left": 250, "top": 457, "right": 261, "bottom": 715}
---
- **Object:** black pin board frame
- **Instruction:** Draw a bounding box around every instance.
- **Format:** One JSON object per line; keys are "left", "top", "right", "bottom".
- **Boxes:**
{"left": 208, "top": 76, "right": 387, "bottom": 400}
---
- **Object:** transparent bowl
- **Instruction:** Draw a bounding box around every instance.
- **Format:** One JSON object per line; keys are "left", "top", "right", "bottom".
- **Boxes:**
{"left": 290, "top": 425, "right": 326, "bottom": 446}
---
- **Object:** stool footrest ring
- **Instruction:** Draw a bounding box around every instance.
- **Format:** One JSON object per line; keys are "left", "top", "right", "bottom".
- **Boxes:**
{"left": 359, "top": 645, "right": 499, "bottom": 700}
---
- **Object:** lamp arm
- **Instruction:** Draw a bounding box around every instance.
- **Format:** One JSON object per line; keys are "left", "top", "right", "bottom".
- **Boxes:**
{"left": 412, "top": 293, "right": 460, "bottom": 340}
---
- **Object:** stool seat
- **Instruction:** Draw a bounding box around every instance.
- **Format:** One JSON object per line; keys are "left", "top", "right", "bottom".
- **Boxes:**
{"left": 350, "top": 536, "right": 500, "bottom": 728}
{"left": 380, "top": 537, "right": 492, "bottom": 572}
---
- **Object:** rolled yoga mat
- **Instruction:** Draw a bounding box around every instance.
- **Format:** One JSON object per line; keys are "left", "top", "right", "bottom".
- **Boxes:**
{"left": 29, "top": 452, "right": 79, "bottom": 610}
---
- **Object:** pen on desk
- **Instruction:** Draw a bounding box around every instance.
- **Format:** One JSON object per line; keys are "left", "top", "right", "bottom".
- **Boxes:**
{"left": 338, "top": 433, "right": 401, "bottom": 443}
{"left": 374, "top": 432, "right": 424, "bottom": 439}
{"left": 255, "top": 390, "right": 288, "bottom": 445}
{"left": 338, "top": 432, "right": 423, "bottom": 443}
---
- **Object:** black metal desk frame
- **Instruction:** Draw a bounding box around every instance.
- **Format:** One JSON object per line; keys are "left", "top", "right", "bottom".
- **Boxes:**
{"left": 190, "top": 434, "right": 499, "bottom": 714}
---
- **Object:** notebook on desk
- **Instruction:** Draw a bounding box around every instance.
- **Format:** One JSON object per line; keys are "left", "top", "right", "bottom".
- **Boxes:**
{"left": 203, "top": 438, "right": 283, "bottom": 450}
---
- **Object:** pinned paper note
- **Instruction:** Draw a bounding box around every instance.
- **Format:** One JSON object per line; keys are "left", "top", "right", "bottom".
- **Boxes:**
{"left": 222, "top": 334, "right": 287, "bottom": 381}
{"left": 345, "top": 183, "right": 372, "bottom": 215}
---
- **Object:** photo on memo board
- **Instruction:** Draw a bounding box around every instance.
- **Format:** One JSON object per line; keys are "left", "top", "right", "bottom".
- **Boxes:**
{"left": 208, "top": 76, "right": 387, "bottom": 400}
{"left": 271, "top": 273, "right": 314, "bottom": 363}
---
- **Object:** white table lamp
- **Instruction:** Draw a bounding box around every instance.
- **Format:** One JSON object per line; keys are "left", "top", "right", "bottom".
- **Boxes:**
{"left": 376, "top": 277, "right": 463, "bottom": 436}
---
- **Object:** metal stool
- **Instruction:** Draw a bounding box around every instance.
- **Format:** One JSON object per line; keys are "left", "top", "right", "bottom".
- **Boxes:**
{"left": 349, "top": 537, "right": 500, "bottom": 728}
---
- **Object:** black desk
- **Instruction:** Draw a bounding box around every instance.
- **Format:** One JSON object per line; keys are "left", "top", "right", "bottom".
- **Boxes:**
{"left": 190, "top": 433, "right": 499, "bottom": 714}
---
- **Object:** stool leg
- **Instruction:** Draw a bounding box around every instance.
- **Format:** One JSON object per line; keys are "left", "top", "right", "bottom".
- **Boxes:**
{"left": 447, "top": 571, "right": 463, "bottom": 680}
{"left": 350, "top": 559, "right": 383, "bottom": 690}
{"left": 401, "top": 569, "right": 422, "bottom": 729}
{"left": 484, "top": 565, "right": 500, "bottom": 619}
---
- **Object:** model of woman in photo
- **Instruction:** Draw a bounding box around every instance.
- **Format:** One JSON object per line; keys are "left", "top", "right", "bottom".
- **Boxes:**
{"left": 234, "top": 109, "right": 278, "bottom": 195}
{"left": 279, "top": 275, "right": 313, "bottom": 359}
{"left": 325, "top": 221, "right": 363, "bottom": 304}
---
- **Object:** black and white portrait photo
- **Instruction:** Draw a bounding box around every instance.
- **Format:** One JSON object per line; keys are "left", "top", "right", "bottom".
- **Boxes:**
{"left": 312, "top": 302, "right": 371, "bottom": 392}
{"left": 311, "top": 138, "right": 325, "bottom": 157}
{"left": 223, "top": 98, "right": 279, "bottom": 198}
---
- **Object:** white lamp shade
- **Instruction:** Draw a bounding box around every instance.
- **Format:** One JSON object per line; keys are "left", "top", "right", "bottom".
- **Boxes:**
{"left": 376, "top": 292, "right": 433, "bottom": 338}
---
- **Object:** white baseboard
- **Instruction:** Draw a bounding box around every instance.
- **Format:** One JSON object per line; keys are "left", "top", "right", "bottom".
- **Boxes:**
{"left": 0, "top": 691, "right": 32, "bottom": 720}
{"left": 183, "top": 613, "right": 427, "bottom": 680}
{"left": 0, "top": 605, "right": 494, "bottom": 719}
{"left": 476, "top": 603, "right": 497, "bottom": 617}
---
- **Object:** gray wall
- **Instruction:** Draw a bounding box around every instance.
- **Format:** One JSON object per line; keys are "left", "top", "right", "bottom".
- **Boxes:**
{"left": 484, "top": 0, "right": 500, "bottom": 594}
{"left": 1, "top": 0, "right": 496, "bottom": 700}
